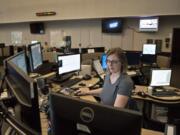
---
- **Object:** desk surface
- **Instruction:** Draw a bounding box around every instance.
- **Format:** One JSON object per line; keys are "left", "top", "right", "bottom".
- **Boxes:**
{"left": 51, "top": 76, "right": 99, "bottom": 102}
{"left": 133, "top": 85, "right": 180, "bottom": 104}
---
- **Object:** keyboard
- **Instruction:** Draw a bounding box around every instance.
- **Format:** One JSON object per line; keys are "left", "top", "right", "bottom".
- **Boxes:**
{"left": 34, "top": 62, "right": 55, "bottom": 75}
{"left": 152, "top": 91, "right": 178, "bottom": 97}
{"left": 61, "top": 78, "right": 82, "bottom": 87}
{"left": 59, "top": 87, "right": 76, "bottom": 96}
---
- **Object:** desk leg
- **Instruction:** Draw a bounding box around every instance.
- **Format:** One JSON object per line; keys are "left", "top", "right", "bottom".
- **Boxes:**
{"left": 142, "top": 101, "right": 151, "bottom": 128}
{"left": 142, "top": 102, "right": 165, "bottom": 131}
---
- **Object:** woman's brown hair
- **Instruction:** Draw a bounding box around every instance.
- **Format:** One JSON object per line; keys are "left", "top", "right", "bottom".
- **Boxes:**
{"left": 107, "top": 48, "right": 127, "bottom": 73}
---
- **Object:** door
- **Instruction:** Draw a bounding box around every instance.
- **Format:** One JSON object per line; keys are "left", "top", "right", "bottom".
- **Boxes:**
{"left": 171, "top": 28, "right": 180, "bottom": 89}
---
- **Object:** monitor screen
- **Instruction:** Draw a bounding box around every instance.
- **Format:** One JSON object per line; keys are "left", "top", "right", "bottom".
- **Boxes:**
{"left": 5, "top": 57, "right": 41, "bottom": 134}
{"left": 57, "top": 54, "right": 81, "bottom": 75}
{"left": 150, "top": 69, "right": 172, "bottom": 86}
{"left": 50, "top": 93, "right": 142, "bottom": 135}
{"left": 28, "top": 42, "right": 43, "bottom": 71}
{"left": 9, "top": 51, "right": 28, "bottom": 74}
{"left": 125, "top": 51, "right": 141, "bottom": 66}
{"left": 143, "top": 44, "right": 156, "bottom": 55}
{"left": 139, "top": 17, "right": 159, "bottom": 32}
{"left": 102, "top": 18, "right": 123, "bottom": 33}
{"left": 93, "top": 59, "right": 104, "bottom": 76}
{"left": 101, "top": 53, "right": 107, "bottom": 70}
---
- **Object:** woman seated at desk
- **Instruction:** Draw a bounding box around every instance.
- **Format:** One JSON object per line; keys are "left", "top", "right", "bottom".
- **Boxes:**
{"left": 76, "top": 47, "right": 134, "bottom": 108}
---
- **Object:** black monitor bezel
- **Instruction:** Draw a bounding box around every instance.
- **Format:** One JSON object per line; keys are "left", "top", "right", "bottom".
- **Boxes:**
{"left": 50, "top": 93, "right": 142, "bottom": 135}
{"left": 30, "top": 22, "right": 45, "bottom": 34}
{"left": 4, "top": 57, "right": 41, "bottom": 134}
{"left": 141, "top": 55, "right": 157, "bottom": 64}
{"left": 28, "top": 42, "right": 43, "bottom": 71}
{"left": 57, "top": 53, "right": 81, "bottom": 76}
{"left": 102, "top": 18, "right": 123, "bottom": 33}
{"left": 125, "top": 51, "right": 142, "bottom": 66}
{"left": 4, "top": 51, "right": 28, "bottom": 74}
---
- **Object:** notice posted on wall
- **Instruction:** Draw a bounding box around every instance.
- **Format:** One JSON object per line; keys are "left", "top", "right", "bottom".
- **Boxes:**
{"left": 11, "top": 31, "right": 22, "bottom": 45}
{"left": 50, "top": 30, "right": 65, "bottom": 48}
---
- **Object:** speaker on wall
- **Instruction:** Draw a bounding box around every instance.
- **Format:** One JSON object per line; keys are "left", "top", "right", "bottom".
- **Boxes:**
{"left": 64, "top": 36, "right": 71, "bottom": 48}
{"left": 155, "top": 39, "right": 162, "bottom": 53}
{"left": 64, "top": 36, "right": 71, "bottom": 53}
{"left": 30, "top": 22, "right": 45, "bottom": 34}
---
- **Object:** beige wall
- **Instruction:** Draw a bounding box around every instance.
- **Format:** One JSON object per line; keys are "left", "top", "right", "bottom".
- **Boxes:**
{"left": 0, "top": 0, "right": 180, "bottom": 23}
{"left": 0, "top": 16, "right": 180, "bottom": 52}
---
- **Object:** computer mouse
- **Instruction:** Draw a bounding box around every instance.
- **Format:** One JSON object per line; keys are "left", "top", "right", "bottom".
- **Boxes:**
{"left": 137, "top": 91, "right": 147, "bottom": 98}
{"left": 79, "top": 83, "right": 86, "bottom": 86}
{"left": 82, "top": 74, "right": 92, "bottom": 80}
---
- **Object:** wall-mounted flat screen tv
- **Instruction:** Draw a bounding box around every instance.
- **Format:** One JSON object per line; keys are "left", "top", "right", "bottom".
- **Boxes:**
{"left": 30, "top": 22, "right": 45, "bottom": 34}
{"left": 139, "top": 17, "right": 159, "bottom": 32}
{"left": 102, "top": 18, "right": 123, "bottom": 33}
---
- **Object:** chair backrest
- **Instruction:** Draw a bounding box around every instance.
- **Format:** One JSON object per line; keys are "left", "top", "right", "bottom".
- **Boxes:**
{"left": 157, "top": 55, "right": 170, "bottom": 68}
{"left": 0, "top": 43, "right": 5, "bottom": 57}
{"left": 140, "top": 66, "right": 152, "bottom": 85}
{"left": 127, "top": 98, "right": 139, "bottom": 111}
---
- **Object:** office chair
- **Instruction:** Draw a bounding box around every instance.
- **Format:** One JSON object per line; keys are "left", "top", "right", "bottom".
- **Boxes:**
{"left": 140, "top": 66, "right": 152, "bottom": 85}
{"left": 157, "top": 55, "right": 170, "bottom": 68}
{"left": 0, "top": 43, "right": 5, "bottom": 66}
{"left": 127, "top": 98, "right": 139, "bottom": 111}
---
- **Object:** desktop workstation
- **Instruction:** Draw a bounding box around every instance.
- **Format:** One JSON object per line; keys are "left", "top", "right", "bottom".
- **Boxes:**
{"left": 0, "top": 1, "right": 180, "bottom": 134}
{"left": 0, "top": 46, "right": 169, "bottom": 134}
{"left": 1, "top": 43, "right": 179, "bottom": 135}
{"left": 132, "top": 69, "right": 180, "bottom": 134}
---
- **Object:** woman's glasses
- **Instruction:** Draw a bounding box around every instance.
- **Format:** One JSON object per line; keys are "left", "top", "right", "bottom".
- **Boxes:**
{"left": 106, "top": 59, "right": 120, "bottom": 65}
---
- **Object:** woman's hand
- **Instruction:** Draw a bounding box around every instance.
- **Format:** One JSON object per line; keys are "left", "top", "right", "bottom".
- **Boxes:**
{"left": 74, "top": 88, "right": 90, "bottom": 96}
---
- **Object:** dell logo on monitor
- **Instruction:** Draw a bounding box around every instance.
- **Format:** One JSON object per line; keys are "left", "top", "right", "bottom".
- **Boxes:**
{"left": 80, "top": 107, "right": 94, "bottom": 123}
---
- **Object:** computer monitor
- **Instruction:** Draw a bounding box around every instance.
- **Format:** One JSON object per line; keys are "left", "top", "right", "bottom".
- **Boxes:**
{"left": 142, "top": 44, "right": 157, "bottom": 64}
{"left": 57, "top": 53, "right": 81, "bottom": 75}
{"left": 101, "top": 53, "right": 107, "bottom": 70}
{"left": 102, "top": 18, "right": 123, "bottom": 33}
{"left": 125, "top": 51, "right": 141, "bottom": 66}
{"left": 50, "top": 93, "right": 142, "bottom": 135}
{"left": 28, "top": 42, "right": 43, "bottom": 71}
{"left": 93, "top": 59, "right": 105, "bottom": 81}
{"left": 143, "top": 44, "right": 156, "bottom": 55}
{"left": 150, "top": 69, "right": 172, "bottom": 87}
{"left": 4, "top": 56, "right": 41, "bottom": 134}
{"left": 141, "top": 55, "right": 156, "bottom": 64}
{"left": 17, "top": 46, "right": 27, "bottom": 53}
{"left": 7, "top": 51, "right": 28, "bottom": 74}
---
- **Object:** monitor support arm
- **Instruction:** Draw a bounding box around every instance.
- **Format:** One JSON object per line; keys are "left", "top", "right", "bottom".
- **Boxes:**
{"left": 0, "top": 99, "right": 40, "bottom": 135}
